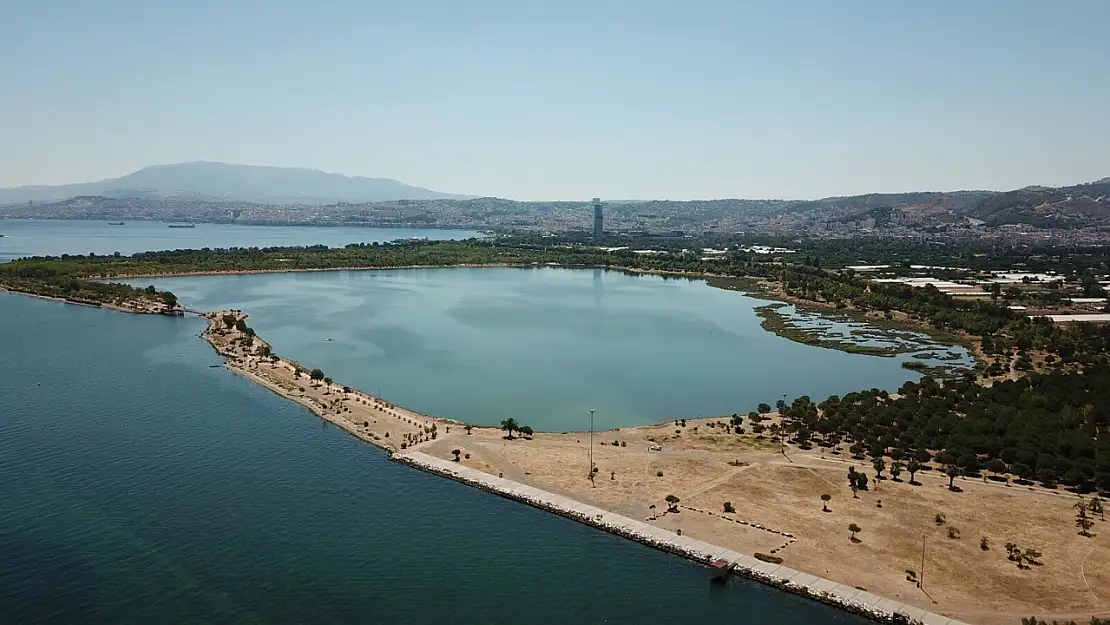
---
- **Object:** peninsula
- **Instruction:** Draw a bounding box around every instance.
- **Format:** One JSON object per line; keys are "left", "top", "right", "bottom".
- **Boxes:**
{"left": 2, "top": 239, "right": 1109, "bottom": 625}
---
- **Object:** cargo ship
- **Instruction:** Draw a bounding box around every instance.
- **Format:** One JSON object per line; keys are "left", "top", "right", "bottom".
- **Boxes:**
{"left": 108, "top": 222, "right": 126, "bottom": 226}
{"left": 168, "top": 223, "right": 196, "bottom": 228}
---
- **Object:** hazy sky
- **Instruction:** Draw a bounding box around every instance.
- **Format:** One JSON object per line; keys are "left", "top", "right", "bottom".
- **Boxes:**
{"left": 1, "top": 0, "right": 1108, "bottom": 200}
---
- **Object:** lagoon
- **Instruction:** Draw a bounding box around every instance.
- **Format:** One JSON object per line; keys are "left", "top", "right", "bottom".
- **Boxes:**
{"left": 133, "top": 267, "right": 961, "bottom": 431}
{"left": 0, "top": 293, "right": 867, "bottom": 624}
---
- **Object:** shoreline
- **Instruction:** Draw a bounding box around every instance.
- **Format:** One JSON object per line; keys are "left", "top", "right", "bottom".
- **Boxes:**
{"left": 7, "top": 287, "right": 1086, "bottom": 624}
{"left": 191, "top": 308, "right": 967, "bottom": 625}
{"left": 394, "top": 451, "right": 953, "bottom": 625}
{"left": 106, "top": 262, "right": 977, "bottom": 368}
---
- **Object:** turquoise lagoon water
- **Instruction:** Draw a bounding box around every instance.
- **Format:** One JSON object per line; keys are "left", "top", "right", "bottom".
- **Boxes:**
{"left": 0, "top": 219, "right": 482, "bottom": 263}
{"left": 132, "top": 267, "right": 956, "bottom": 431}
{"left": 0, "top": 293, "right": 867, "bottom": 624}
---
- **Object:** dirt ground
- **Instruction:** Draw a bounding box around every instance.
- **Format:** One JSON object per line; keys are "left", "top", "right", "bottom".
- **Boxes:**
{"left": 208, "top": 311, "right": 1109, "bottom": 625}
{"left": 420, "top": 417, "right": 1110, "bottom": 625}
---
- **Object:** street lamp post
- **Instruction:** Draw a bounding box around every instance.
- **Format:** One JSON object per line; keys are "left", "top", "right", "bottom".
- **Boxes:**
{"left": 589, "top": 408, "right": 595, "bottom": 480}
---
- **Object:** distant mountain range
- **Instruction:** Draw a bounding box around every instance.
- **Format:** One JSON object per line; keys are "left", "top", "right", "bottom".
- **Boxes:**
{"left": 793, "top": 179, "right": 1110, "bottom": 229}
{"left": 0, "top": 162, "right": 469, "bottom": 205}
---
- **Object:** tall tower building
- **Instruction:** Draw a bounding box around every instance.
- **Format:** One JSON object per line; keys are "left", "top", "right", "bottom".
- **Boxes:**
{"left": 592, "top": 198, "right": 603, "bottom": 237}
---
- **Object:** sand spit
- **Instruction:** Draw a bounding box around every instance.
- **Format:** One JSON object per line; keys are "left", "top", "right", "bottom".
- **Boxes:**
{"left": 396, "top": 451, "right": 966, "bottom": 625}
{"left": 9, "top": 290, "right": 1102, "bottom": 625}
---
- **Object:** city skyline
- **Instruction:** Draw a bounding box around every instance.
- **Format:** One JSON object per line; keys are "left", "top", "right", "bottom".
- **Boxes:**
{"left": 2, "top": 0, "right": 1108, "bottom": 200}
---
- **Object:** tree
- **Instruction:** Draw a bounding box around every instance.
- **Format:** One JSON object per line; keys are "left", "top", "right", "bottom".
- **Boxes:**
{"left": 665, "top": 494, "right": 680, "bottom": 512}
{"left": 452, "top": 449, "right": 461, "bottom": 462}
{"left": 873, "top": 457, "right": 886, "bottom": 479}
{"left": 1089, "top": 496, "right": 1105, "bottom": 521}
{"left": 1076, "top": 504, "right": 1094, "bottom": 537}
{"left": 160, "top": 291, "right": 178, "bottom": 309}
{"left": 986, "top": 458, "right": 1008, "bottom": 479}
{"left": 848, "top": 466, "right": 861, "bottom": 498}
{"left": 848, "top": 523, "right": 861, "bottom": 541}
{"left": 257, "top": 344, "right": 271, "bottom": 358}
{"left": 500, "top": 418, "right": 520, "bottom": 439}
{"left": 944, "top": 464, "right": 962, "bottom": 490}
{"left": 519, "top": 425, "right": 534, "bottom": 439}
{"left": 758, "top": 403, "right": 771, "bottom": 414}
{"left": 890, "top": 462, "right": 903, "bottom": 482}
{"left": 906, "top": 458, "right": 921, "bottom": 484}
{"left": 723, "top": 501, "right": 735, "bottom": 513}
{"left": 323, "top": 376, "right": 333, "bottom": 387}
{"left": 310, "top": 368, "right": 325, "bottom": 384}
{"left": 649, "top": 504, "right": 657, "bottom": 520}
{"left": 821, "top": 493, "right": 831, "bottom": 512}
{"left": 222, "top": 314, "right": 237, "bottom": 329}
{"left": 465, "top": 425, "right": 473, "bottom": 435}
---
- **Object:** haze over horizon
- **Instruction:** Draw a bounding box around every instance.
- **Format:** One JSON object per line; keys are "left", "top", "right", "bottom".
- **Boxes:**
{"left": 2, "top": 0, "right": 1108, "bottom": 201}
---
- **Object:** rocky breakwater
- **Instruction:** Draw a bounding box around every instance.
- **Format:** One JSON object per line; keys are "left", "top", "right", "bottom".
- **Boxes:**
{"left": 396, "top": 451, "right": 966, "bottom": 625}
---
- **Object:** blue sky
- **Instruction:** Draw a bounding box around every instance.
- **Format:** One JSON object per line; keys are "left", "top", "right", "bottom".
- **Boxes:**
{"left": 1, "top": 0, "right": 1107, "bottom": 200}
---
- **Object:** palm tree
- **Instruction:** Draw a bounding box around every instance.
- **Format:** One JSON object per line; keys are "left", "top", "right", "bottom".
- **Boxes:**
{"left": 465, "top": 425, "right": 473, "bottom": 435}
{"left": 649, "top": 504, "right": 657, "bottom": 520}
{"left": 906, "top": 458, "right": 921, "bottom": 484}
{"left": 821, "top": 493, "right": 831, "bottom": 512}
{"left": 501, "top": 418, "right": 520, "bottom": 439}
{"left": 665, "top": 494, "right": 680, "bottom": 512}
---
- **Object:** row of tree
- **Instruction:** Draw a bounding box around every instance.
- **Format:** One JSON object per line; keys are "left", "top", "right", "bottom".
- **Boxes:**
{"left": 769, "top": 371, "right": 1110, "bottom": 493}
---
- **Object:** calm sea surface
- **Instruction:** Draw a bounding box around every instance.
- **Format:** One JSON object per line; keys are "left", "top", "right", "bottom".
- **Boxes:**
{"left": 0, "top": 219, "right": 482, "bottom": 262}
{"left": 133, "top": 267, "right": 951, "bottom": 431}
{"left": 0, "top": 293, "right": 867, "bottom": 624}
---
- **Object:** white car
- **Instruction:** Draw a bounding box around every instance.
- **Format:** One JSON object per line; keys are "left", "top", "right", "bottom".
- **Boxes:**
{"left": 649, "top": 444, "right": 663, "bottom": 451}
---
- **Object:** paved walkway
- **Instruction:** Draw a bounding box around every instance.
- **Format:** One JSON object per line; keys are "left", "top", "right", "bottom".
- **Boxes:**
{"left": 398, "top": 451, "right": 969, "bottom": 625}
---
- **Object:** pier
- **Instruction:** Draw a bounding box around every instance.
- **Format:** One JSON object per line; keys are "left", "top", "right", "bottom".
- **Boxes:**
{"left": 396, "top": 451, "right": 969, "bottom": 625}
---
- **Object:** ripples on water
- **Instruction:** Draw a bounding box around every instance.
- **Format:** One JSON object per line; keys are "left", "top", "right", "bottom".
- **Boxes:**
{"left": 0, "top": 294, "right": 866, "bottom": 624}
{"left": 135, "top": 267, "right": 957, "bottom": 430}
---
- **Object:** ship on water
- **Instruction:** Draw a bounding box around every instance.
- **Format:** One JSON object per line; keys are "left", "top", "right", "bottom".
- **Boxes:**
{"left": 108, "top": 222, "right": 126, "bottom": 226}
{"left": 168, "top": 223, "right": 196, "bottom": 228}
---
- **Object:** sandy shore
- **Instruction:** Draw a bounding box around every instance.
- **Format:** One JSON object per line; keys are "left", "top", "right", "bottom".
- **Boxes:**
{"left": 192, "top": 308, "right": 1109, "bottom": 625}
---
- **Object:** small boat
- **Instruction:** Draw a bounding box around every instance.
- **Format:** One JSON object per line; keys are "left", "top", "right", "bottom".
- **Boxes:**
{"left": 168, "top": 223, "right": 196, "bottom": 228}
{"left": 709, "top": 559, "right": 732, "bottom": 583}
{"left": 108, "top": 222, "right": 126, "bottom": 226}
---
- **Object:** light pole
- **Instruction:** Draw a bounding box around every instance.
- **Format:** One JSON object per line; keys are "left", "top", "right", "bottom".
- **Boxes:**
{"left": 589, "top": 408, "right": 595, "bottom": 480}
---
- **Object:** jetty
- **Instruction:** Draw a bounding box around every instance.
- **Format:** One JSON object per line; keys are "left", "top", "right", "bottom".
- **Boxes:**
{"left": 395, "top": 450, "right": 968, "bottom": 625}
